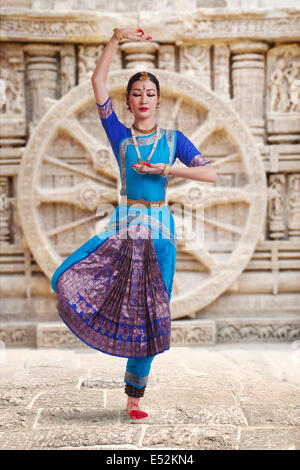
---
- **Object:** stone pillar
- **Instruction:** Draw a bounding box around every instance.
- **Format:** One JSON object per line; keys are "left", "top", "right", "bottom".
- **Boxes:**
{"left": 23, "top": 44, "right": 60, "bottom": 134}
{"left": 230, "top": 41, "right": 270, "bottom": 144}
{"left": 120, "top": 41, "right": 159, "bottom": 70}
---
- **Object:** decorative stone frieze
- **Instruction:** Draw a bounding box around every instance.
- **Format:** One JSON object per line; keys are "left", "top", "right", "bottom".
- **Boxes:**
{"left": 217, "top": 318, "right": 300, "bottom": 342}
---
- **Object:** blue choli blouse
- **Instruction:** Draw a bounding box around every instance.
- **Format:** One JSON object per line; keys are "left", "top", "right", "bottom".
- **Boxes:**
{"left": 96, "top": 97, "right": 211, "bottom": 202}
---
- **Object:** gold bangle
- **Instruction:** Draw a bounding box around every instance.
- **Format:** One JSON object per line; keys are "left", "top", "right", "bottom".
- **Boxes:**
{"left": 161, "top": 163, "right": 171, "bottom": 178}
{"left": 113, "top": 28, "right": 123, "bottom": 42}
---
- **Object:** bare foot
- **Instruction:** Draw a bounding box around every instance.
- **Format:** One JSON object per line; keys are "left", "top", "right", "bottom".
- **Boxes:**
{"left": 126, "top": 396, "right": 148, "bottom": 419}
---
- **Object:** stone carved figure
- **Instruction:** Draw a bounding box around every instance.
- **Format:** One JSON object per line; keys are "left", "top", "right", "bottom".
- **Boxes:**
{"left": 158, "top": 46, "right": 175, "bottom": 71}
{"left": 0, "top": 76, "right": 7, "bottom": 114}
{"left": 0, "top": 59, "right": 22, "bottom": 115}
{"left": 268, "top": 47, "right": 300, "bottom": 114}
{"left": 288, "top": 175, "right": 300, "bottom": 228}
{"left": 283, "top": 61, "right": 300, "bottom": 112}
{"left": 268, "top": 174, "right": 285, "bottom": 239}
{"left": 61, "top": 54, "right": 75, "bottom": 94}
{"left": 78, "top": 45, "right": 100, "bottom": 81}
{"left": 268, "top": 57, "right": 287, "bottom": 113}
{"left": 0, "top": 183, "right": 10, "bottom": 244}
{"left": 268, "top": 175, "right": 284, "bottom": 219}
{"left": 182, "top": 45, "right": 209, "bottom": 76}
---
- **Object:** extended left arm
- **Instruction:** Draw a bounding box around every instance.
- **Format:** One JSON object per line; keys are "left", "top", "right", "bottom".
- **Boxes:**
{"left": 132, "top": 159, "right": 217, "bottom": 183}
{"left": 169, "top": 163, "right": 217, "bottom": 183}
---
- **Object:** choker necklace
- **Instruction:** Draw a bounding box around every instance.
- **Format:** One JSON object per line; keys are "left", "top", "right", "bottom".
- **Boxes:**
{"left": 132, "top": 123, "right": 158, "bottom": 135}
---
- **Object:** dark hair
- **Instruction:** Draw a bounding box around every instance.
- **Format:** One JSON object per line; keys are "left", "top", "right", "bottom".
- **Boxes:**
{"left": 126, "top": 71, "right": 160, "bottom": 98}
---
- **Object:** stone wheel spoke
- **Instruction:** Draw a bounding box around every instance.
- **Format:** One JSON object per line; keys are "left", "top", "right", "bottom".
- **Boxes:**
{"left": 47, "top": 214, "right": 100, "bottom": 238}
{"left": 179, "top": 241, "right": 220, "bottom": 273}
{"left": 43, "top": 155, "right": 116, "bottom": 187}
{"left": 173, "top": 206, "right": 238, "bottom": 274}
{"left": 212, "top": 151, "right": 240, "bottom": 168}
{"left": 168, "top": 97, "right": 183, "bottom": 128}
{"left": 168, "top": 181, "right": 254, "bottom": 207}
{"left": 57, "top": 118, "right": 118, "bottom": 182}
{"left": 188, "top": 112, "right": 217, "bottom": 147}
{"left": 35, "top": 184, "right": 118, "bottom": 211}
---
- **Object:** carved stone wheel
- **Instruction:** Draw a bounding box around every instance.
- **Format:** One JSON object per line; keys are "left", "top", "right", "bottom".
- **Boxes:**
{"left": 18, "top": 69, "right": 267, "bottom": 320}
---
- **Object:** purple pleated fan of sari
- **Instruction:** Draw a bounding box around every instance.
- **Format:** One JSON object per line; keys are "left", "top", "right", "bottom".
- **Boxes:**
{"left": 55, "top": 225, "right": 171, "bottom": 358}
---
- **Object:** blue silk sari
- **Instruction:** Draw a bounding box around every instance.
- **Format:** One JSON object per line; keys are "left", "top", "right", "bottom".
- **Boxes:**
{"left": 50, "top": 96, "right": 210, "bottom": 389}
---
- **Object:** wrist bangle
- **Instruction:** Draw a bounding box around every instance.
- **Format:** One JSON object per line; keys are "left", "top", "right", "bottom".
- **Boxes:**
{"left": 161, "top": 163, "right": 171, "bottom": 178}
{"left": 113, "top": 28, "right": 124, "bottom": 42}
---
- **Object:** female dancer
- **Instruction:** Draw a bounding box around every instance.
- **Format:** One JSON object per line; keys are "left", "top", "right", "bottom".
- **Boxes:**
{"left": 50, "top": 28, "right": 217, "bottom": 420}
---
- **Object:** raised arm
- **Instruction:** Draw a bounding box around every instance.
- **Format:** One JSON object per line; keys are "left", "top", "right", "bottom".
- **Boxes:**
{"left": 91, "top": 28, "right": 152, "bottom": 105}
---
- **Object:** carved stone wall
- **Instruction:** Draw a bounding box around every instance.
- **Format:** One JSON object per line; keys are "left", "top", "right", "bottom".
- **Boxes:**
{"left": 0, "top": 3, "right": 300, "bottom": 347}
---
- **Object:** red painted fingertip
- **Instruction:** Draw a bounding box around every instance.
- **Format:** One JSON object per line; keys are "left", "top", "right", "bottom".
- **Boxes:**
{"left": 137, "top": 29, "right": 144, "bottom": 34}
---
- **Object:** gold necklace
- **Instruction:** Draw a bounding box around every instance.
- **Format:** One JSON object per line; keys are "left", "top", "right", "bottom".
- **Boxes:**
{"left": 132, "top": 123, "right": 158, "bottom": 135}
{"left": 131, "top": 125, "right": 160, "bottom": 175}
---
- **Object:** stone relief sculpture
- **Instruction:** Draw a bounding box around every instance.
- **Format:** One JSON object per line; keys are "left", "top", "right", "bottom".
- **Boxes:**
{"left": 267, "top": 45, "right": 300, "bottom": 114}
{"left": 78, "top": 45, "right": 101, "bottom": 81}
{"left": 288, "top": 174, "right": 300, "bottom": 239}
{"left": 158, "top": 45, "right": 176, "bottom": 71}
{"left": 284, "top": 61, "right": 300, "bottom": 113}
{"left": 61, "top": 49, "right": 76, "bottom": 96}
{"left": 268, "top": 57, "right": 287, "bottom": 113}
{"left": 180, "top": 44, "right": 211, "bottom": 88}
{"left": 0, "top": 181, "right": 10, "bottom": 245}
{"left": 0, "top": 54, "right": 23, "bottom": 115}
{"left": 268, "top": 174, "right": 285, "bottom": 239}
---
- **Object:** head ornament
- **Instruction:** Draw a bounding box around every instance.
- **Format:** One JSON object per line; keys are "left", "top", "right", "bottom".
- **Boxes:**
{"left": 139, "top": 71, "right": 150, "bottom": 81}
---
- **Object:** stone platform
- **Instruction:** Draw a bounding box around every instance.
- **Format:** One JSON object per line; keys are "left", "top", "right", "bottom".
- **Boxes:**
{"left": 0, "top": 343, "right": 299, "bottom": 450}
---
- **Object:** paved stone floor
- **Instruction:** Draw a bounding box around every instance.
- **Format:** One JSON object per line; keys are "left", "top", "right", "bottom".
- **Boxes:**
{"left": 0, "top": 343, "right": 299, "bottom": 450}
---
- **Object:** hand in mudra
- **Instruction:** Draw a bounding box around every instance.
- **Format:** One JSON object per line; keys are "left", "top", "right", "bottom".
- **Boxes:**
{"left": 118, "top": 28, "right": 152, "bottom": 41}
{"left": 131, "top": 162, "right": 165, "bottom": 174}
